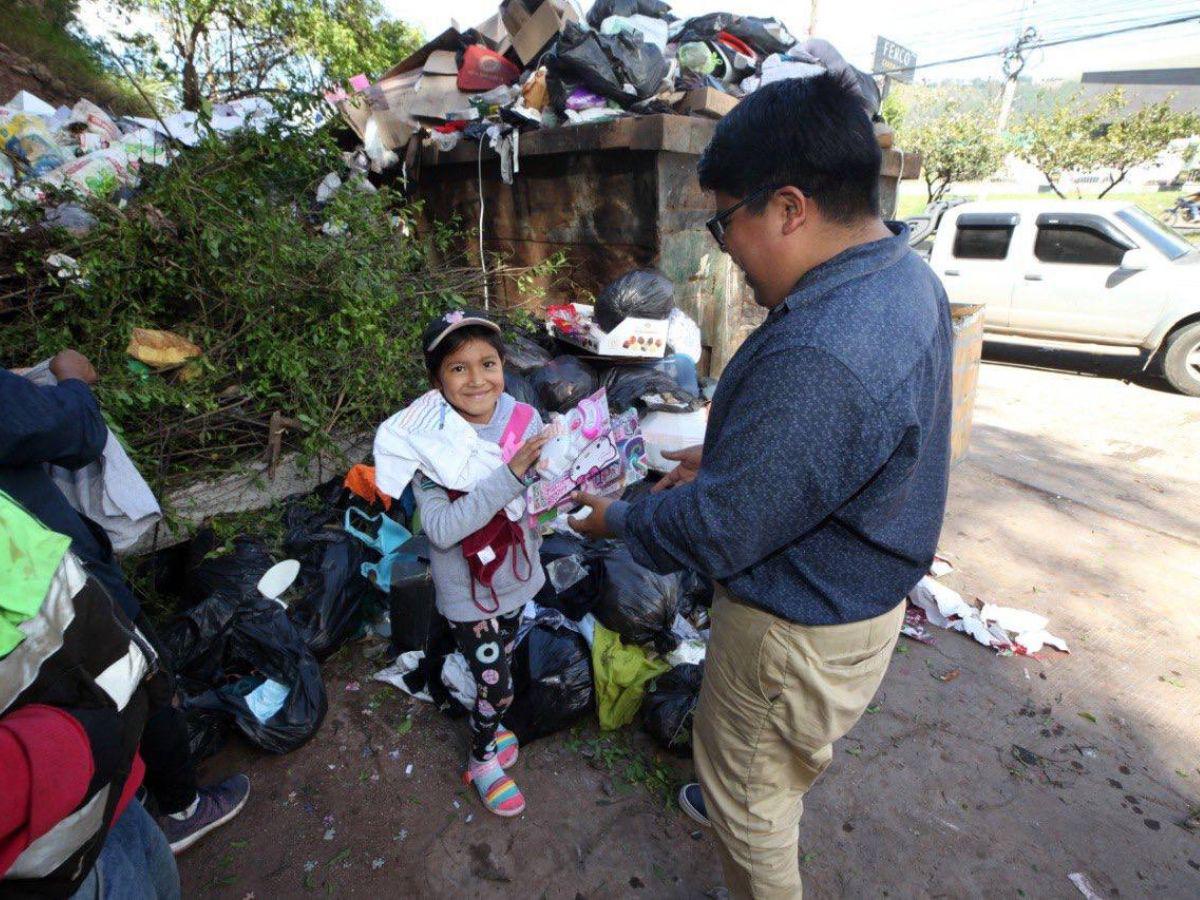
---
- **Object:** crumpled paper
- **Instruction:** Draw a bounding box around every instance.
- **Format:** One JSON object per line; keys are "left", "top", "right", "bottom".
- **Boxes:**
{"left": 907, "top": 575, "right": 1069, "bottom": 655}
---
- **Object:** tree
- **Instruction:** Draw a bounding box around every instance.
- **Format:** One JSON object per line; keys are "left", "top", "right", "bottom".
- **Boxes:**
{"left": 1093, "top": 93, "right": 1200, "bottom": 197}
{"left": 117, "top": 0, "right": 423, "bottom": 110}
{"left": 1018, "top": 90, "right": 1200, "bottom": 198}
{"left": 906, "top": 104, "right": 1006, "bottom": 203}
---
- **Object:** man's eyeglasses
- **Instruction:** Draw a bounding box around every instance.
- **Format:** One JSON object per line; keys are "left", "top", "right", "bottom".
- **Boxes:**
{"left": 706, "top": 184, "right": 781, "bottom": 252}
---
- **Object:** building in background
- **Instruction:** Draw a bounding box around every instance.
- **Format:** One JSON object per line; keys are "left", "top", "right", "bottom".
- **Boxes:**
{"left": 1080, "top": 54, "right": 1200, "bottom": 114}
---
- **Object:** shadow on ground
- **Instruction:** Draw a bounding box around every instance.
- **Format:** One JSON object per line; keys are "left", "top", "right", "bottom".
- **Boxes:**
{"left": 982, "top": 340, "right": 1177, "bottom": 395}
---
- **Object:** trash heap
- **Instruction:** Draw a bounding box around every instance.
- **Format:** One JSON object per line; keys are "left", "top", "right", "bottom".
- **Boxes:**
{"left": 0, "top": 89, "right": 278, "bottom": 208}
{"left": 330, "top": 0, "right": 883, "bottom": 172}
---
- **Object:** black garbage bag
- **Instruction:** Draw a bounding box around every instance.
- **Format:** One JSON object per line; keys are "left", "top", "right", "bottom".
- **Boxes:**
{"left": 504, "top": 367, "right": 546, "bottom": 417}
{"left": 539, "top": 531, "right": 589, "bottom": 562}
{"left": 679, "top": 568, "right": 715, "bottom": 616}
{"left": 608, "top": 29, "right": 669, "bottom": 101}
{"left": 540, "top": 553, "right": 605, "bottom": 621}
{"left": 595, "top": 546, "right": 680, "bottom": 652}
{"left": 163, "top": 589, "right": 328, "bottom": 755}
{"left": 528, "top": 355, "right": 598, "bottom": 413}
{"left": 546, "top": 24, "right": 620, "bottom": 102}
{"left": 183, "top": 708, "right": 230, "bottom": 763}
{"left": 503, "top": 333, "right": 554, "bottom": 373}
{"left": 546, "top": 23, "right": 667, "bottom": 107}
{"left": 282, "top": 505, "right": 373, "bottom": 661}
{"left": 594, "top": 269, "right": 675, "bottom": 332}
{"left": 643, "top": 662, "right": 703, "bottom": 755}
{"left": 184, "top": 533, "right": 274, "bottom": 607}
{"left": 675, "top": 13, "right": 796, "bottom": 57}
{"left": 726, "top": 16, "right": 796, "bottom": 56}
{"left": 387, "top": 558, "right": 450, "bottom": 657}
{"left": 585, "top": 0, "right": 672, "bottom": 29}
{"left": 602, "top": 364, "right": 699, "bottom": 414}
{"left": 506, "top": 621, "right": 594, "bottom": 744}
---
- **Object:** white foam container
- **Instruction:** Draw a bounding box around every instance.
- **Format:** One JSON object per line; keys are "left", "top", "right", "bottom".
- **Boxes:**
{"left": 641, "top": 408, "right": 708, "bottom": 472}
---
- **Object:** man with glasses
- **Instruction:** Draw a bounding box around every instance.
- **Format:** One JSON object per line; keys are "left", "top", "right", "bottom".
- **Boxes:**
{"left": 573, "top": 73, "right": 953, "bottom": 897}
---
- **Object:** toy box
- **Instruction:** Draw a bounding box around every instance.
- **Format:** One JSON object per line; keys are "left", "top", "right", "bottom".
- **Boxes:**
{"left": 547, "top": 303, "right": 669, "bottom": 360}
{"left": 525, "top": 390, "right": 647, "bottom": 518}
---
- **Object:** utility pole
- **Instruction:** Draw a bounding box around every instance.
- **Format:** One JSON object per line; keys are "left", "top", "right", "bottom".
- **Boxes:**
{"left": 997, "top": 26, "right": 1037, "bottom": 135}
{"left": 807, "top": 0, "right": 819, "bottom": 36}
{"left": 996, "top": 0, "right": 1036, "bottom": 135}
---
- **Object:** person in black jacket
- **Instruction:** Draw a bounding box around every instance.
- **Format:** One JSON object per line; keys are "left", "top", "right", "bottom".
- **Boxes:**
{"left": 0, "top": 351, "right": 250, "bottom": 854}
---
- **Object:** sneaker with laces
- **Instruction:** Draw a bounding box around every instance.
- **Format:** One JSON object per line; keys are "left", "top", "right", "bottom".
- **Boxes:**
{"left": 159, "top": 774, "right": 251, "bottom": 854}
{"left": 679, "top": 782, "right": 710, "bottom": 828}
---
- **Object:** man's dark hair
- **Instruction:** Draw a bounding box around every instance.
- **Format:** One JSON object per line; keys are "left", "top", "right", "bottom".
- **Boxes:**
{"left": 697, "top": 73, "right": 882, "bottom": 224}
{"left": 424, "top": 324, "right": 507, "bottom": 381}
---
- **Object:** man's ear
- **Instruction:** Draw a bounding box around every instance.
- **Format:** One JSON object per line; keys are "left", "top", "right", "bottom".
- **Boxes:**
{"left": 778, "top": 186, "right": 807, "bottom": 237}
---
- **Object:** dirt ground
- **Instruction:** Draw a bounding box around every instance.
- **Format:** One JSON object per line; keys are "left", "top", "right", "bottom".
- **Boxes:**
{"left": 179, "top": 341, "right": 1200, "bottom": 898}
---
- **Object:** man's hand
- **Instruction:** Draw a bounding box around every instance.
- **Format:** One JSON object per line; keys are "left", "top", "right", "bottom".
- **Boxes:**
{"left": 568, "top": 491, "right": 615, "bottom": 539}
{"left": 651, "top": 445, "right": 703, "bottom": 493}
{"left": 49, "top": 350, "right": 98, "bottom": 386}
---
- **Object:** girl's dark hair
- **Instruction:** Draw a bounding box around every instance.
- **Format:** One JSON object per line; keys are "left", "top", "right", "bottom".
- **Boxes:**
{"left": 424, "top": 325, "right": 507, "bottom": 381}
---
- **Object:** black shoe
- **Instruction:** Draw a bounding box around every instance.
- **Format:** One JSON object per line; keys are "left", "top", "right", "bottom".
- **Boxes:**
{"left": 679, "top": 782, "right": 710, "bottom": 828}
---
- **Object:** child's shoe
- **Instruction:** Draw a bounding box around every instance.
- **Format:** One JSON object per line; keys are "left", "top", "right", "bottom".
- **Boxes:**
{"left": 494, "top": 727, "right": 519, "bottom": 768}
{"left": 464, "top": 756, "right": 525, "bottom": 817}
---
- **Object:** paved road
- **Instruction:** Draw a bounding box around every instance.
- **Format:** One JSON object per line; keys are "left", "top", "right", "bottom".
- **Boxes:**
{"left": 971, "top": 339, "right": 1200, "bottom": 546}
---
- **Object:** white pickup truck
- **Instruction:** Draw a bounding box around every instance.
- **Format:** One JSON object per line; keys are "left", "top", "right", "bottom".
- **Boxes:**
{"left": 922, "top": 200, "right": 1200, "bottom": 396}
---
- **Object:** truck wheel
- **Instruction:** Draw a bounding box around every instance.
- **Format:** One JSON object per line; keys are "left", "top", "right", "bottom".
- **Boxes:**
{"left": 1162, "top": 322, "right": 1200, "bottom": 397}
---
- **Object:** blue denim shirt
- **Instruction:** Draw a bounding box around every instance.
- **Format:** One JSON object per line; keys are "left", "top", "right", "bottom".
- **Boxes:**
{"left": 608, "top": 224, "right": 953, "bottom": 626}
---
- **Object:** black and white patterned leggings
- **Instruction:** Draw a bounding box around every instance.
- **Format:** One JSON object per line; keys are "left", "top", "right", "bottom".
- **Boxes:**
{"left": 449, "top": 610, "right": 521, "bottom": 761}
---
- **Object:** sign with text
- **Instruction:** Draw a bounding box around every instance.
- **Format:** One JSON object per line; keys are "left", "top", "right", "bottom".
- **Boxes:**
{"left": 874, "top": 36, "right": 917, "bottom": 83}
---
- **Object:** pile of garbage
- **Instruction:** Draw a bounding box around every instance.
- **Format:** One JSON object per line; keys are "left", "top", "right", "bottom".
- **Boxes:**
{"left": 0, "top": 89, "right": 278, "bottom": 209}
{"left": 330, "top": 0, "right": 883, "bottom": 172}
{"left": 161, "top": 497, "right": 384, "bottom": 759}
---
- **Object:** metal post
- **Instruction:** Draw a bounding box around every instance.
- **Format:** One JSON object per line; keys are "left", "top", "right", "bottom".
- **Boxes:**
{"left": 808, "top": 0, "right": 819, "bottom": 36}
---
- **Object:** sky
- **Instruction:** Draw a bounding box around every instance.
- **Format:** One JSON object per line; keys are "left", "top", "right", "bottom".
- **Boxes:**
{"left": 380, "top": 0, "right": 1200, "bottom": 83}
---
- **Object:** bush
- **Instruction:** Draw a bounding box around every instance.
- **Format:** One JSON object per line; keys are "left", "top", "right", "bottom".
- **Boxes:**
{"left": 0, "top": 120, "right": 538, "bottom": 492}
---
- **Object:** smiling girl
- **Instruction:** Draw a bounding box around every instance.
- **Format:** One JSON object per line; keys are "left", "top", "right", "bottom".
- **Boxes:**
{"left": 406, "top": 310, "right": 549, "bottom": 817}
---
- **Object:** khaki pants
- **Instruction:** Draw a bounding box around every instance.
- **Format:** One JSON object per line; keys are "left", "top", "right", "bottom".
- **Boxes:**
{"left": 694, "top": 590, "right": 905, "bottom": 899}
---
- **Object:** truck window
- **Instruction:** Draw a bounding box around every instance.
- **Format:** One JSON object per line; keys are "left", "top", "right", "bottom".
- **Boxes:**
{"left": 1034, "top": 224, "right": 1127, "bottom": 266}
{"left": 953, "top": 224, "right": 1014, "bottom": 260}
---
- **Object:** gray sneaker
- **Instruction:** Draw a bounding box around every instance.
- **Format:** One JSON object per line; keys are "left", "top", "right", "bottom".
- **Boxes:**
{"left": 679, "top": 782, "right": 710, "bottom": 828}
{"left": 159, "top": 774, "right": 250, "bottom": 854}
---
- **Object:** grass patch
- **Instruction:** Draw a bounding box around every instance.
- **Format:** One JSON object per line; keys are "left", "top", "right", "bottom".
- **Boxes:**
{"left": 0, "top": 4, "right": 151, "bottom": 114}
{"left": 566, "top": 728, "right": 683, "bottom": 809}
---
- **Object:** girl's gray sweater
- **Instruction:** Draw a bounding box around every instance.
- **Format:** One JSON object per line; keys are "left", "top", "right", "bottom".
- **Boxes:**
{"left": 410, "top": 393, "right": 545, "bottom": 623}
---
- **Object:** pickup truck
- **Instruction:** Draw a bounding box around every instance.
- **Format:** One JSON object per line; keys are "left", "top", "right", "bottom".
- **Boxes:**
{"left": 919, "top": 200, "right": 1200, "bottom": 396}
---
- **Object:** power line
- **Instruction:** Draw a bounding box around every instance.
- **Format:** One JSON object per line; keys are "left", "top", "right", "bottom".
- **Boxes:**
{"left": 873, "top": 12, "right": 1200, "bottom": 76}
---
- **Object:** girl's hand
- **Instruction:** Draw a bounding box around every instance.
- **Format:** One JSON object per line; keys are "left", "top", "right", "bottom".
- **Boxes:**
{"left": 508, "top": 428, "right": 552, "bottom": 479}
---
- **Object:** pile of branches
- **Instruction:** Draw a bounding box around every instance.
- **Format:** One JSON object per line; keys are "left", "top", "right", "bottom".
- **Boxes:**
{"left": 0, "top": 121, "right": 555, "bottom": 493}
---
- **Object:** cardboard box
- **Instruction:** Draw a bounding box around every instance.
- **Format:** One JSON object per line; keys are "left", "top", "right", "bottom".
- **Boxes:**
{"left": 422, "top": 50, "right": 460, "bottom": 76}
{"left": 474, "top": 11, "right": 513, "bottom": 56}
{"left": 501, "top": 0, "right": 579, "bottom": 65}
{"left": 675, "top": 88, "right": 739, "bottom": 120}
{"left": 380, "top": 28, "right": 465, "bottom": 80}
{"left": 409, "top": 73, "right": 473, "bottom": 122}
{"left": 337, "top": 74, "right": 417, "bottom": 152}
{"left": 552, "top": 304, "right": 669, "bottom": 359}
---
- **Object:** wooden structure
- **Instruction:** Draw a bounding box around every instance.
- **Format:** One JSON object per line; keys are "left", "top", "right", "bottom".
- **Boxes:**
{"left": 415, "top": 114, "right": 921, "bottom": 375}
{"left": 949, "top": 303, "right": 984, "bottom": 467}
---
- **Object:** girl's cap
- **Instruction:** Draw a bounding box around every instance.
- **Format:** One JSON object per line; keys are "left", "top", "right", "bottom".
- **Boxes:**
{"left": 422, "top": 309, "right": 501, "bottom": 352}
